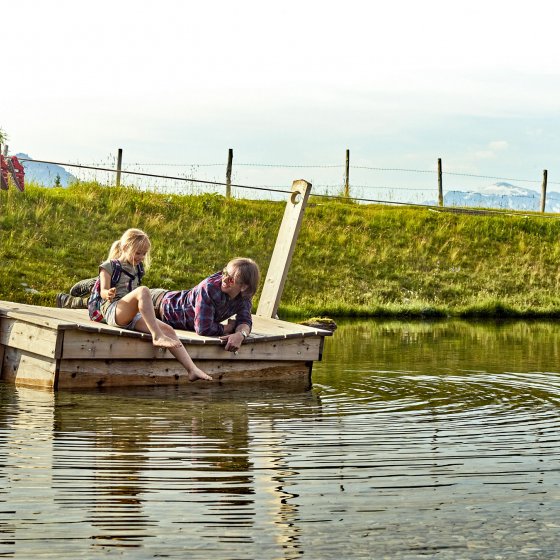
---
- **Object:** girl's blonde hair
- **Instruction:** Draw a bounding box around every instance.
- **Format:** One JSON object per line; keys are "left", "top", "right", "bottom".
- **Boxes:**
{"left": 108, "top": 228, "right": 152, "bottom": 269}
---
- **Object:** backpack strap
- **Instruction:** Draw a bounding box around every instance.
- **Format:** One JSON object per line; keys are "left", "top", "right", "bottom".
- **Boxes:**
{"left": 112, "top": 259, "right": 144, "bottom": 292}
{"left": 88, "top": 259, "right": 132, "bottom": 322}
{"left": 137, "top": 262, "right": 145, "bottom": 284}
{"left": 110, "top": 259, "right": 123, "bottom": 286}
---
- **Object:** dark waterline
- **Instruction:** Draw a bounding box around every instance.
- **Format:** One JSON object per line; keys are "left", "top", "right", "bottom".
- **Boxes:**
{"left": 1, "top": 319, "right": 560, "bottom": 559}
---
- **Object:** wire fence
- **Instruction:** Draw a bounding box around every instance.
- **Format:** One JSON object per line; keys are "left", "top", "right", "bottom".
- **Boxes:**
{"left": 7, "top": 146, "right": 560, "bottom": 218}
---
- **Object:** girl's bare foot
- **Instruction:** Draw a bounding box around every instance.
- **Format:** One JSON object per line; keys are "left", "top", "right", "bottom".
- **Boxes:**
{"left": 152, "top": 334, "right": 182, "bottom": 349}
{"left": 189, "top": 367, "right": 213, "bottom": 382}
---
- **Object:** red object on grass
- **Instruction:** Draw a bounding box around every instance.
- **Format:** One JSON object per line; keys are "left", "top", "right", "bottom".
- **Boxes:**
{"left": 0, "top": 155, "right": 8, "bottom": 190}
{"left": 7, "top": 155, "right": 25, "bottom": 191}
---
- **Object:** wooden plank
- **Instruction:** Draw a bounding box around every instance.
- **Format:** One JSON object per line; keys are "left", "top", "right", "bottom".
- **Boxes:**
{"left": 185, "top": 336, "right": 322, "bottom": 361}
{"left": 0, "top": 301, "right": 74, "bottom": 328}
{"left": 0, "top": 302, "right": 147, "bottom": 336}
{"left": 0, "top": 301, "right": 332, "bottom": 340}
{"left": 0, "top": 317, "right": 62, "bottom": 358}
{"left": 0, "top": 303, "right": 210, "bottom": 343}
{"left": 0, "top": 302, "right": 330, "bottom": 393}
{"left": 1, "top": 347, "right": 57, "bottom": 388}
{"left": 70, "top": 315, "right": 332, "bottom": 342}
{"left": 256, "top": 180, "right": 312, "bottom": 318}
{"left": 319, "top": 336, "right": 326, "bottom": 360}
{"left": 251, "top": 315, "right": 333, "bottom": 337}
{"left": 0, "top": 308, "right": 73, "bottom": 330}
{"left": 61, "top": 330, "right": 159, "bottom": 360}
{"left": 57, "top": 359, "right": 311, "bottom": 388}
{"left": 60, "top": 329, "right": 323, "bottom": 361}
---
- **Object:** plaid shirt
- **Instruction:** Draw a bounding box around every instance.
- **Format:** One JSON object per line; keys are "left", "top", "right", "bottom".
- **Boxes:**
{"left": 160, "top": 272, "right": 253, "bottom": 336}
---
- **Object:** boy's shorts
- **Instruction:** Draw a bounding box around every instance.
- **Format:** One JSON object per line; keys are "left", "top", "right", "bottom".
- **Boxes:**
{"left": 149, "top": 288, "right": 169, "bottom": 319}
{"left": 104, "top": 301, "right": 142, "bottom": 330}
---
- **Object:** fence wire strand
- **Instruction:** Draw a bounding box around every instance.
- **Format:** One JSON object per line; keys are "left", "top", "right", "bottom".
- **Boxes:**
{"left": 15, "top": 157, "right": 560, "bottom": 219}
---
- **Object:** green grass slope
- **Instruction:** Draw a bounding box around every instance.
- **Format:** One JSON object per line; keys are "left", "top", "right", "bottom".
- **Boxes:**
{"left": 2, "top": 182, "right": 560, "bottom": 318}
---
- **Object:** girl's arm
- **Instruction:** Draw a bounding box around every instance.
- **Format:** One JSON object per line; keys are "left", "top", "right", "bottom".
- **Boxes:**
{"left": 99, "top": 269, "right": 116, "bottom": 301}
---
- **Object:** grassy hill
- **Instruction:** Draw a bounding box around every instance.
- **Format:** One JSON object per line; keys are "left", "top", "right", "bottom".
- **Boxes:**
{"left": 2, "top": 181, "right": 560, "bottom": 318}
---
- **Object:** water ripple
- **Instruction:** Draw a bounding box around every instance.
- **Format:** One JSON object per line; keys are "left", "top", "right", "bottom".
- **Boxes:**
{"left": 1, "top": 320, "right": 560, "bottom": 558}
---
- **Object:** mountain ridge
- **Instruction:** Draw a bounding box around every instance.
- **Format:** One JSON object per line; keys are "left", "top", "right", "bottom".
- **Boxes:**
{"left": 434, "top": 182, "right": 560, "bottom": 212}
{"left": 15, "top": 153, "right": 77, "bottom": 187}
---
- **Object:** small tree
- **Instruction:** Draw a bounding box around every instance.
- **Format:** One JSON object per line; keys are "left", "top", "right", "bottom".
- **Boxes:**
{"left": 54, "top": 174, "right": 61, "bottom": 188}
{"left": 0, "top": 127, "right": 7, "bottom": 149}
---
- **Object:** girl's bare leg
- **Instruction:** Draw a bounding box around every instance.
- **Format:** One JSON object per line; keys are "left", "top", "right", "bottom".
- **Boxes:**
{"left": 135, "top": 317, "right": 212, "bottom": 382}
{"left": 115, "top": 287, "right": 180, "bottom": 349}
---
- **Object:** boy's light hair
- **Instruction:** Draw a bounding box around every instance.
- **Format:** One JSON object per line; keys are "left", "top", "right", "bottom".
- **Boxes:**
{"left": 109, "top": 228, "right": 152, "bottom": 269}
{"left": 229, "top": 257, "right": 260, "bottom": 298}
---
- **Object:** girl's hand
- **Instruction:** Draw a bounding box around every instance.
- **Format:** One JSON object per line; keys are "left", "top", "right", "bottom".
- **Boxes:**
{"left": 107, "top": 287, "right": 116, "bottom": 301}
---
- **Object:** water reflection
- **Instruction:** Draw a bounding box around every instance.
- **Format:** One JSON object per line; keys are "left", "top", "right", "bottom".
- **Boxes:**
{"left": 319, "top": 319, "right": 560, "bottom": 413}
{"left": 1, "top": 320, "right": 560, "bottom": 558}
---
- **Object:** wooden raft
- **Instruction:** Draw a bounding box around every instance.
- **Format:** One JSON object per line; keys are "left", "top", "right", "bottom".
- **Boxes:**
{"left": 0, "top": 301, "right": 332, "bottom": 390}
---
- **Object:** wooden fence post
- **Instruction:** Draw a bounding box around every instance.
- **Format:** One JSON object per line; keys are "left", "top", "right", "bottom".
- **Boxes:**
{"left": 256, "top": 179, "right": 313, "bottom": 319}
{"left": 438, "top": 158, "right": 443, "bottom": 207}
{"left": 226, "top": 148, "right": 233, "bottom": 198}
{"left": 344, "top": 149, "right": 350, "bottom": 197}
{"left": 540, "top": 169, "right": 548, "bottom": 213}
{"left": 116, "top": 148, "right": 123, "bottom": 187}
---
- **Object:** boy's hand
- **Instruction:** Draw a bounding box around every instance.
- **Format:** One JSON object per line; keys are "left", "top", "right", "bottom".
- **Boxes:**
{"left": 219, "top": 331, "right": 245, "bottom": 353}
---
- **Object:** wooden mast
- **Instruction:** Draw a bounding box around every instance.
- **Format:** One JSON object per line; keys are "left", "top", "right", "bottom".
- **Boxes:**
{"left": 256, "top": 179, "right": 312, "bottom": 319}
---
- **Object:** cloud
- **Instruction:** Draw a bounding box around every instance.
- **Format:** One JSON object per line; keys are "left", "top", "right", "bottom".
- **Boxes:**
{"left": 474, "top": 150, "right": 496, "bottom": 160}
{"left": 489, "top": 141, "right": 508, "bottom": 151}
{"left": 474, "top": 140, "right": 509, "bottom": 159}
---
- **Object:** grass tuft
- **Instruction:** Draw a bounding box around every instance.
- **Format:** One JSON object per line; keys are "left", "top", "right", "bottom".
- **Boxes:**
{"left": 2, "top": 181, "right": 560, "bottom": 318}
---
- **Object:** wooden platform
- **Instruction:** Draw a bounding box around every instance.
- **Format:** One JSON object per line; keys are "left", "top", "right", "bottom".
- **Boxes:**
{"left": 0, "top": 301, "right": 332, "bottom": 390}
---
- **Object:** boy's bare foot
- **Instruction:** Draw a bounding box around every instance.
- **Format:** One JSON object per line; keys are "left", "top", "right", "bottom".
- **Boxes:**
{"left": 152, "top": 334, "right": 182, "bottom": 349}
{"left": 189, "top": 367, "right": 213, "bottom": 382}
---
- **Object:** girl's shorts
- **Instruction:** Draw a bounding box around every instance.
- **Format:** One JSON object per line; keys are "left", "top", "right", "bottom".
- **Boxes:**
{"left": 104, "top": 301, "right": 142, "bottom": 330}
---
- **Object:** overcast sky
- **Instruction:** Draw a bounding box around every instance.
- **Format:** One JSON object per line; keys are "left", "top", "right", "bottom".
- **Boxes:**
{"left": 3, "top": 0, "right": 560, "bottom": 200}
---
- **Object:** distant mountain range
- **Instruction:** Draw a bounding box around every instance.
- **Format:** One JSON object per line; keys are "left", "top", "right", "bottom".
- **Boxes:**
{"left": 16, "top": 153, "right": 77, "bottom": 187}
{"left": 433, "top": 182, "right": 560, "bottom": 213}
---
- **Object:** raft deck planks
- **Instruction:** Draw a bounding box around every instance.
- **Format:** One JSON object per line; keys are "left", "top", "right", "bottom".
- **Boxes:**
{"left": 0, "top": 300, "right": 332, "bottom": 389}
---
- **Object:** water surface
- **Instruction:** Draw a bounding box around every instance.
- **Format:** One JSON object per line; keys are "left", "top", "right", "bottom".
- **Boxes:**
{"left": 1, "top": 319, "right": 560, "bottom": 558}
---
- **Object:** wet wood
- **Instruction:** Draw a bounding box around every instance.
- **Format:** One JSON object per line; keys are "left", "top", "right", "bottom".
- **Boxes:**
{"left": 60, "top": 329, "right": 323, "bottom": 361}
{"left": 3, "top": 347, "right": 58, "bottom": 388}
{"left": 56, "top": 359, "right": 311, "bottom": 388}
{"left": 0, "top": 317, "right": 62, "bottom": 358}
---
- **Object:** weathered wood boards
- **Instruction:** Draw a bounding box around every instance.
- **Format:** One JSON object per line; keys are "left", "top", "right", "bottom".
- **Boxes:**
{"left": 0, "top": 301, "right": 331, "bottom": 390}
{"left": 257, "top": 180, "right": 312, "bottom": 318}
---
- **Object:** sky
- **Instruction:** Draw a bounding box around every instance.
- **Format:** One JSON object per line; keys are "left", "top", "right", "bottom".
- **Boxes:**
{"left": 3, "top": 0, "right": 560, "bottom": 202}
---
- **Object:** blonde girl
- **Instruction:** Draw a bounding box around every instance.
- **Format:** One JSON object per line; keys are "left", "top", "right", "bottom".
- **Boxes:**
{"left": 92, "top": 228, "right": 211, "bottom": 382}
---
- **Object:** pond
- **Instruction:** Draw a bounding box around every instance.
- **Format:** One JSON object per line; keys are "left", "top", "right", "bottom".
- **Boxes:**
{"left": 1, "top": 319, "right": 560, "bottom": 559}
